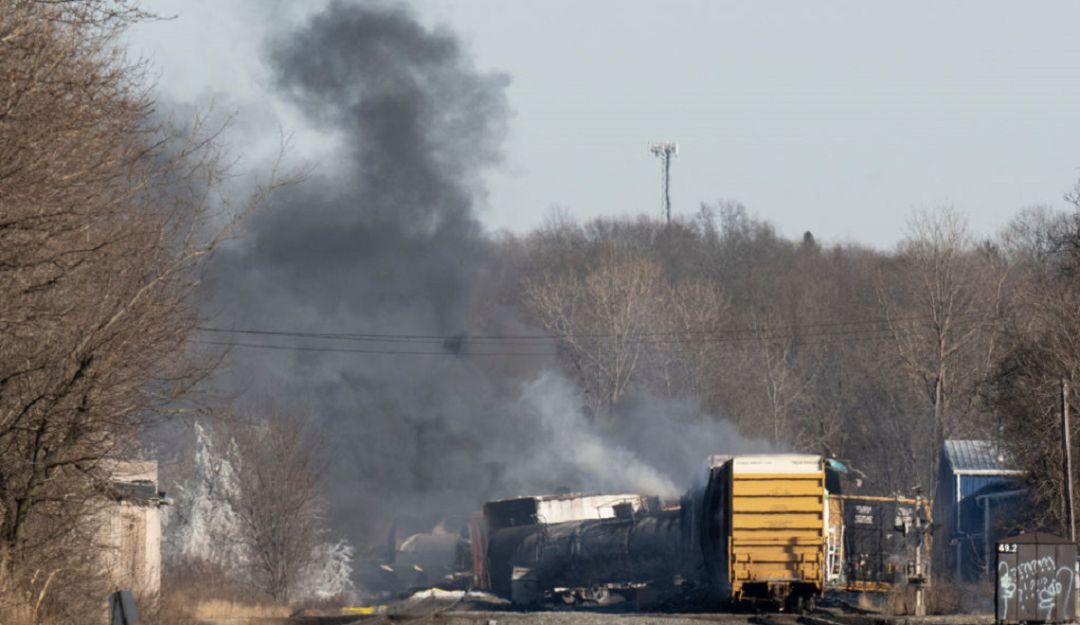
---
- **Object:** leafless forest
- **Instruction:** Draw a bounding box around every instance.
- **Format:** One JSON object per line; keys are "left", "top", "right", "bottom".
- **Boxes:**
{"left": 3, "top": 1, "right": 1080, "bottom": 623}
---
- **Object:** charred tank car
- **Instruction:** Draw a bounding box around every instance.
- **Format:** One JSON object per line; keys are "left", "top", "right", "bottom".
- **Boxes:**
{"left": 470, "top": 493, "right": 675, "bottom": 605}
{"left": 492, "top": 509, "right": 683, "bottom": 606}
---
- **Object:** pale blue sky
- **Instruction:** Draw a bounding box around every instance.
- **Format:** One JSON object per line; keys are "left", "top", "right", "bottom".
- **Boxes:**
{"left": 128, "top": 1, "right": 1080, "bottom": 248}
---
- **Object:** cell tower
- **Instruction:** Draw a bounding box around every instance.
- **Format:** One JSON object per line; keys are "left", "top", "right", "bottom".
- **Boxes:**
{"left": 649, "top": 141, "right": 678, "bottom": 224}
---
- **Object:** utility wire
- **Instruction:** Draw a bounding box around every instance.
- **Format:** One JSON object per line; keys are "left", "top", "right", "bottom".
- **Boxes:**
{"left": 192, "top": 340, "right": 555, "bottom": 357}
{"left": 194, "top": 310, "right": 998, "bottom": 346}
{"left": 197, "top": 310, "right": 986, "bottom": 341}
{"left": 192, "top": 316, "right": 1000, "bottom": 357}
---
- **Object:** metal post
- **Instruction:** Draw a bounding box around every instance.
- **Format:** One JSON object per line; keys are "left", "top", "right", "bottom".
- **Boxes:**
{"left": 649, "top": 142, "right": 677, "bottom": 225}
{"left": 1063, "top": 378, "right": 1075, "bottom": 542}
{"left": 914, "top": 494, "right": 926, "bottom": 616}
{"left": 983, "top": 497, "right": 991, "bottom": 580}
{"left": 915, "top": 542, "right": 925, "bottom": 616}
{"left": 662, "top": 154, "right": 671, "bottom": 224}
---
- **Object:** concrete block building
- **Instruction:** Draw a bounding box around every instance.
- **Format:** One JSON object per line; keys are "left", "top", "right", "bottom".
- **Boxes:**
{"left": 102, "top": 461, "right": 167, "bottom": 598}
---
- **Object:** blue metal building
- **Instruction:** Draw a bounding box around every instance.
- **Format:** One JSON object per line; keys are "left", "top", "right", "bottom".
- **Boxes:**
{"left": 933, "top": 439, "right": 1027, "bottom": 582}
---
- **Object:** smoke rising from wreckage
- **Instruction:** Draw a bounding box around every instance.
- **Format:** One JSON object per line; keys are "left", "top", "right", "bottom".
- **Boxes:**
{"left": 201, "top": 0, "right": 771, "bottom": 567}
{"left": 192, "top": 6, "right": 925, "bottom": 607}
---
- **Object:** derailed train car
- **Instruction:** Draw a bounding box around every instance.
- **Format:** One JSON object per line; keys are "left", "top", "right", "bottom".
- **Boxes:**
{"left": 827, "top": 494, "right": 930, "bottom": 594}
{"left": 473, "top": 454, "right": 840, "bottom": 609}
{"left": 689, "top": 454, "right": 830, "bottom": 607}
{"left": 490, "top": 508, "right": 684, "bottom": 605}
{"left": 470, "top": 492, "right": 667, "bottom": 602}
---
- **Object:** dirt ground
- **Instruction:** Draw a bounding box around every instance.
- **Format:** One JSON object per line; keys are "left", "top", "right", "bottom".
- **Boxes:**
{"left": 370, "top": 611, "right": 756, "bottom": 625}
{"left": 276, "top": 612, "right": 765, "bottom": 625}
{"left": 200, "top": 608, "right": 997, "bottom": 625}
{"left": 197, "top": 594, "right": 997, "bottom": 625}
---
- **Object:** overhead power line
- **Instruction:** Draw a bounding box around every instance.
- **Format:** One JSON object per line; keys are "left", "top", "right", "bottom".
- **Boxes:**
{"left": 192, "top": 312, "right": 1001, "bottom": 358}
{"left": 192, "top": 340, "right": 554, "bottom": 357}
{"left": 194, "top": 310, "right": 995, "bottom": 345}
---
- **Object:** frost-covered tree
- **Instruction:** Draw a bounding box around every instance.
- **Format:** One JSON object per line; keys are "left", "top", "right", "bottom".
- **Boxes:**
{"left": 163, "top": 423, "right": 248, "bottom": 574}
{"left": 164, "top": 420, "right": 355, "bottom": 602}
{"left": 297, "top": 540, "right": 356, "bottom": 600}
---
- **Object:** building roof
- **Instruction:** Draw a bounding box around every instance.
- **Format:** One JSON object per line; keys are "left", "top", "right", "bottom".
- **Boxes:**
{"left": 111, "top": 480, "right": 167, "bottom": 506}
{"left": 732, "top": 454, "right": 823, "bottom": 475}
{"left": 943, "top": 439, "right": 1023, "bottom": 475}
{"left": 1001, "top": 532, "right": 1074, "bottom": 545}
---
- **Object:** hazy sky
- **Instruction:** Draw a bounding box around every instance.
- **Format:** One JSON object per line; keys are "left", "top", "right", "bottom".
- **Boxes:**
{"left": 127, "top": 1, "right": 1080, "bottom": 249}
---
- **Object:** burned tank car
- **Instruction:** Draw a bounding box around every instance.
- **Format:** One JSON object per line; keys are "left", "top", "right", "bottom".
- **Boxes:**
{"left": 491, "top": 510, "right": 684, "bottom": 604}
{"left": 473, "top": 493, "right": 683, "bottom": 604}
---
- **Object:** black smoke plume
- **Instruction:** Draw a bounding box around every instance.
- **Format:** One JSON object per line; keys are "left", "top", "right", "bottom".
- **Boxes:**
{"left": 203, "top": 1, "right": 768, "bottom": 562}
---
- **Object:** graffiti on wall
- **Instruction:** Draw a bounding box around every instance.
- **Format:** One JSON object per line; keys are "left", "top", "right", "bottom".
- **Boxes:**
{"left": 997, "top": 544, "right": 1075, "bottom": 622}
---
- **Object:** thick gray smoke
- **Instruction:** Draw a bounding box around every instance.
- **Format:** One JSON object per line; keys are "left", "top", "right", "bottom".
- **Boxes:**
{"left": 202, "top": 1, "right": 770, "bottom": 555}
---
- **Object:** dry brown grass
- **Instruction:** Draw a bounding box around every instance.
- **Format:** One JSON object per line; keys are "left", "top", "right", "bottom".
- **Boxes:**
{"left": 0, "top": 603, "right": 34, "bottom": 625}
{"left": 927, "top": 578, "right": 963, "bottom": 614}
{"left": 154, "top": 588, "right": 292, "bottom": 625}
{"left": 191, "top": 599, "right": 292, "bottom": 620}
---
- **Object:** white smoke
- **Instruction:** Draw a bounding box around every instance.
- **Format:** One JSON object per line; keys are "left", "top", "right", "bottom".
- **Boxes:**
{"left": 504, "top": 371, "right": 772, "bottom": 499}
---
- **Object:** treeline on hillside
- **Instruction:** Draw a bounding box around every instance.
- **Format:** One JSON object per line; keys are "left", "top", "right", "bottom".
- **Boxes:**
{"left": 490, "top": 200, "right": 1080, "bottom": 529}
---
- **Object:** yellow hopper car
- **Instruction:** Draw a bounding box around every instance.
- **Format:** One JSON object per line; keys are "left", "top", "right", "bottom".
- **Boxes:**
{"left": 694, "top": 454, "right": 828, "bottom": 609}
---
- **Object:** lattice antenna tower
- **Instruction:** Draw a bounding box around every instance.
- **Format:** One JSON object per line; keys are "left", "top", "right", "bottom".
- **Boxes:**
{"left": 649, "top": 141, "right": 678, "bottom": 224}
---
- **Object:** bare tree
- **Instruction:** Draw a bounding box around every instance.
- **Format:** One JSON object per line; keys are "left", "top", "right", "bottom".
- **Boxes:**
{"left": 660, "top": 279, "right": 729, "bottom": 400}
{"left": 877, "top": 207, "right": 1008, "bottom": 491}
{"left": 749, "top": 312, "right": 812, "bottom": 446}
{"left": 161, "top": 415, "right": 346, "bottom": 606}
{"left": 0, "top": 3, "right": 280, "bottom": 621}
{"left": 225, "top": 415, "right": 327, "bottom": 603}
{"left": 991, "top": 200, "right": 1080, "bottom": 532}
{"left": 524, "top": 248, "right": 667, "bottom": 419}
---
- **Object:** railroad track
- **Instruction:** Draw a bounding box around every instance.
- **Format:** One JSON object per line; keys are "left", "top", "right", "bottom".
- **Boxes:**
{"left": 752, "top": 611, "right": 851, "bottom": 625}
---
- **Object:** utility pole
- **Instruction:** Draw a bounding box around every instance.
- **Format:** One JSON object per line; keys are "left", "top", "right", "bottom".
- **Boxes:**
{"left": 1063, "top": 378, "right": 1075, "bottom": 542}
{"left": 908, "top": 493, "right": 929, "bottom": 616}
{"left": 649, "top": 142, "right": 678, "bottom": 224}
{"left": 914, "top": 520, "right": 926, "bottom": 616}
